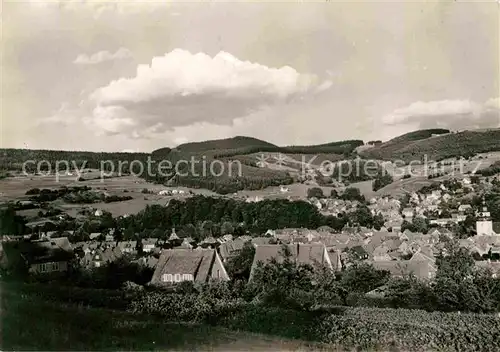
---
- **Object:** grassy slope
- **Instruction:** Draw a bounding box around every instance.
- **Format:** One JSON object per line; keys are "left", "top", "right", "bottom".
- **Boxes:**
{"left": 0, "top": 287, "right": 331, "bottom": 352}
{"left": 361, "top": 129, "right": 500, "bottom": 162}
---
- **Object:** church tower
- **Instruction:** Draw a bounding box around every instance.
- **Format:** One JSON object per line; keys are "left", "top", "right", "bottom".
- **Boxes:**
{"left": 476, "top": 198, "right": 494, "bottom": 236}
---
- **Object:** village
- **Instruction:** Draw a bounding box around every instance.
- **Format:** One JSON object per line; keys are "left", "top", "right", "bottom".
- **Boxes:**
{"left": 2, "top": 172, "right": 500, "bottom": 290}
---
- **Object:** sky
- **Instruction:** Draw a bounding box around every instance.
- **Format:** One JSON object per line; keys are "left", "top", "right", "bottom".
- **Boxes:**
{"left": 1, "top": 0, "right": 499, "bottom": 152}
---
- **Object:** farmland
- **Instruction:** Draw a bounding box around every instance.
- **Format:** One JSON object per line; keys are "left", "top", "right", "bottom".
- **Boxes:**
{"left": 0, "top": 172, "right": 217, "bottom": 217}
{"left": 5, "top": 282, "right": 499, "bottom": 352}
{"left": 1, "top": 285, "right": 330, "bottom": 351}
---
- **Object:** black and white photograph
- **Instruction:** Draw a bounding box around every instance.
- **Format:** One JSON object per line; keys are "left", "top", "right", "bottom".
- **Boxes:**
{"left": 1, "top": 0, "right": 499, "bottom": 350}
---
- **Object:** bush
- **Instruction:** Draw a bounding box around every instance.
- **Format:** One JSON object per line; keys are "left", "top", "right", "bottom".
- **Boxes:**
{"left": 307, "top": 187, "right": 324, "bottom": 199}
{"left": 130, "top": 290, "right": 500, "bottom": 351}
{"left": 4, "top": 283, "right": 137, "bottom": 310}
{"left": 25, "top": 188, "right": 41, "bottom": 195}
{"left": 317, "top": 307, "right": 500, "bottom": 351}
{"left": 372, "top": 173, "right": 393, "bottom": 191}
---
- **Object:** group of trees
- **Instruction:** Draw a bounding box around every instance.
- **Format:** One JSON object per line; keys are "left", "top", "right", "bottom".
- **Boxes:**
{"left": 477, "top": 161, "right": 500, "bottom": 177}
{"left": 0, "top": 148, "right": 149, "bottom": 173}
{"left": 401, "top": 217, "right": 429, "bottom": 234}
{"left": 361, "top": 129, "right": 500, "bottom": 163}
{"left": 0, "top": 207, "right": 26, "bottom": 236}
{"left": 372, "top": 173, "right": 393, "bottom": 192}
{"left": 116, "top": 197, "right": 325, "bottom": 240}
{"left": 0, "top": 192, "right": 382, "bottom": 240}
{"left": 166, "top": 174, "right": 294, "bottom": 195}
{"left": 306, "top": 187, "right": 365, "bottom": 202}
{"left": 219, "top": 241, "right": 500, "bottom": 314}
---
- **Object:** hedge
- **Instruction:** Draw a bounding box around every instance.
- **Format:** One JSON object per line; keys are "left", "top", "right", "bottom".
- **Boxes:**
{"left": 130, "top": 291, "right": 500, "bottom": 351}
{"left": 8, "top": 284, "right": 500, "bottom": 351}
{"left": 4, "top": 283, "right": 137, "bottom": 310}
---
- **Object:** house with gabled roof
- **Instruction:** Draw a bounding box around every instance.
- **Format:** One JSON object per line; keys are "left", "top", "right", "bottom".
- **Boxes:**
{"left": 371, "top": 259, "right": 437, "bottom": 280}
{"left": 219, "top": 238, "right": 249, "bottom": 262}
{"left": 150, "top": 249, "right": 229, "bottom": 286}
{"left": 1, "top": 237, "right": 73, "bottom": 275}
{"left": 86, "top": 245, "right": 123, "bottom": 268}
{"left": 142, "top": 238, "right": 158, "bottom": 252}
{"left": 176, "top": 237, "right": 195, "bottom": 249}
{"left": 117, "top": 241, "right": 137, "bottom": 254}
{"left": 135, "top": 255, "right": 159, "bottom": 269}
{"left": 328, "top": 249, "right": 343, "bottom": 271}
{"left": 249, "top": 243, "right": 333, "bottom": 281}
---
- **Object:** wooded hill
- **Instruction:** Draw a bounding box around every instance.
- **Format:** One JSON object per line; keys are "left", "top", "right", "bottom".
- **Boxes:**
{"left": 360, "top": 129, "right": 500, "bottom": 162}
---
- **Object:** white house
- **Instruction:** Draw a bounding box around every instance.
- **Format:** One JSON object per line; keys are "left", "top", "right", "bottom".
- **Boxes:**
{"left": 280, "top": 185, "right": 290, "bottom": 193}
{"left": 402, "top": 208, "right": 414, "bottom": 219}
{"left": 94, "top": 209, "right": 103, "bottom": 217}
{"left": 458, "top": 204, "right": 472, "bottom": 213}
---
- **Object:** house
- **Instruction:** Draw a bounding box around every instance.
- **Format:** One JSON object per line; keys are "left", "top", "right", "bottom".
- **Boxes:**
{"left": 245, "top": 195, "right": 264, "bottom": 203}
{"left": 402, "top": 208, "right": 414, "bottom": 219}
{"left": 150, "top": 249, "right": 229, "bottom": 286}
{"left": 430, "top": 218, "right": 454, "bottom": 226}
{"left": 219, "top": 238, "right": 249, "bottom": 262}
{"left": 462, "top": 177, "right": 472, "bottom": 186}
{"left": 475, "top": 261, "right": 500, "bottom": 277}
{"left": 142, "top": 238, "right": 157, "bottom": 253}
{"left": 200, "top": 237, "right": 218, "bottom": 248}
{"left": 458, "top": 204, "right": 472, "bottom": 213}
{"left": 328, "top": 249, "right": 343, "bottom": 271}
{"left": 280, "top": 185, "right": 290, "bottom": 193}
{"left": 168, "top": 229, "right": 180, "bottom": 243}
{"left": 371, "top": 245, "right": 392, "bottom": 262}
{"left": 85, "top": 246, "right": 123, "bottom": 268}
{"left": 1, "top": 237, "right": 73, "bottom": 275}
{"left": 176, "top": 237, "right": 195, "bottom": 249}
{"left": 249, "top": 243, "right": 333, "bottom": 280}
{"left": 25, "top": 219, "right": 57, "bottom": 234}
{"left": 371, "top": 259, "right": 437, "bottom": 280}
{"left": 384, "top": 219, "right": 403, "bottom": 233}
{"left": 94, "top": 209, "right": 103, "bottom": 217}
{"left": 117, "top": 240, "right": 137, "bottom": 254}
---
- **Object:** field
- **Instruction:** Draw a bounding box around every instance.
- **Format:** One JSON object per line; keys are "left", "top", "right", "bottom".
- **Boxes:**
{"left": 0, "top": 172, "right": 217, "bottom": 217}
{"left": 373, "top": 151, "right": 500, "bottom": 197}
{"left": 0, "top": 286, "right": 332, "bottom": 351}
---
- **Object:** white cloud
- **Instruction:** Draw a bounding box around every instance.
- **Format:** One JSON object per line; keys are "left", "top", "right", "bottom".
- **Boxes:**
{"left": 84, "top": 105, "right": 136, "bottom": 135}
{"left": 485, "top": 97, "right": 500, "bottom": 110}
{"left": 382, "top": 98, "right": 500, "bottom": 130}
{"left": 73, "top": 47, "right": 133, "bottom": 65}
{"left": 382, "top": 100, "right": 482, "bottom": 125}
{"left": 86, "top": 49, "right": 331, "bottom": 136}
{"left": 40, "top": 103, "right": 80, "bottom": 126}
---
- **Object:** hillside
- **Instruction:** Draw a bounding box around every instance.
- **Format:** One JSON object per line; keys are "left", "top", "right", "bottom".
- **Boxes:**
{"left": 360, "top": 129, "right": 500, "bottom": 162}
{"left": 0, "top": 148, "right": 150, "bottom": 172}
{"left": 1, "top": 285, "right": 327, "bottom": 351}
{"left": 173, "top": 136, "right": 277, "bottom": 153}
{"left": 155, "top": 137, "right": 364, "bottom": 158}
